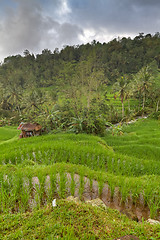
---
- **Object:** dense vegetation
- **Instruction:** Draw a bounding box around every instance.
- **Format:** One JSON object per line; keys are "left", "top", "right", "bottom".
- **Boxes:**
{"left": 0, "top": 33, "right": 160, "bottom": 134}
{"left": 1, "top": 33, "right": 160, "bottom": 239}
{"left": 1, "top": 121, "right": 160, "bottom": 239}
{"left": 1, "top": 200, "right": 160, "bottom": 239}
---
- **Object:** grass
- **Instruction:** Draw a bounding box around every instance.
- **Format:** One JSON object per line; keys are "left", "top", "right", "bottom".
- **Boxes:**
{"left": 0, "top": 126, "right": 18, "bottom": 144}
{"left": 1, "top": 119, "right": 160, "bottom": 239}
{"left": 104, "top": 119, "right": 160, "bottom": 162}
{"left": 1, "top": 130, "right": 160, "bottom": 178}
{"left": 1, "top": 163, "right": 160, "bottom": 219}
{"left": 1, "top": 200, "right": 160, "bottom": 240}
{"left": 1, "top": 127, "right": 160, "bottom": 177}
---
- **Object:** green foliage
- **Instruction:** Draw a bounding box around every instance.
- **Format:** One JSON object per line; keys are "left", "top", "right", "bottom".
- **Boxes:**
{"left": 1, "top": 199, "right": 160, "bottom": 240}
{"left": 0, "top": 126, "right": 18, "bottom": 143}
{"left": 104, "top": 118, "right": 160, "bottom": 162}
{"left": 1, "top": 122, "right": 160, "bottom": 177}
{"left": 1, "top": 119, "right": 160, "bottom": 238}
{"left": 69, "top": 115, "right": 107, "bottom": 135}
{"left": 149, "top": 111, "right": 160, "bottom": 120}
{"left": 1, "top": 33, "right": 160, "bottom": 133}
{"left": 1, "top": 34, "right": 160, "bottom": 238}
{"left": 111, "top": 124, "right": 124, "bottom": 136}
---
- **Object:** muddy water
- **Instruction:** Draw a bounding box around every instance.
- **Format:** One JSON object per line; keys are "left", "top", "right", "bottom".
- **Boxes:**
{"left": 101, "top": 184, "right": 150, "bottom": 221}
{"left": 29, "top": 173, "right": 155, "bottom": 222}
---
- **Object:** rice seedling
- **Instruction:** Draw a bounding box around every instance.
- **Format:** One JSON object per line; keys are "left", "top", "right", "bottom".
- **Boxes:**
{"left": 79, "top": 172, "right": 85, "bottom": 200}
{"left": 1, "top": 127, "right": 160, "bottom": 178}
{"left": 0, "top": 162, "right": 160, "bottom": 220}
{"left": 33, "top": 181, "right": 41, "bottom": 210}
{"left": 104, "top": 119, "right": 160, "bottom": 163}
{"left": 148, "top": 196, "right": 160, "bottom": 219}
{"left": 58, "top": 171, "right": 67, "bottom": 198}
{"left": 1, "top": 119, "right": 160, "bottom": 222}
{"left": 19, "top": 184, "right": 30, "bottom": 213}
{"left": 37, "top": 173, "right": 47, "bottom": 206}
{"left": 0, "top": 126, "right": 18, "bottom": 143}
{"left": 97, "top": 173, "right": 104, "bottom": 197}
{"left": 70, "top": 172, "right": 75, "bottom": 196}
{"left": 118, "top": 177, "right": 131, "bottom": 203}
{"left": 47, "top": 171, "right": 57, "bottom": 203}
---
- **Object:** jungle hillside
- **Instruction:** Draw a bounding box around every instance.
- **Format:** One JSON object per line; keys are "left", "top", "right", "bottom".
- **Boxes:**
{"left": 1, "top": 32, "right": 160, "bottom": 132}
{"left": 1, "top": 33, "right": 160, "bottom": 239}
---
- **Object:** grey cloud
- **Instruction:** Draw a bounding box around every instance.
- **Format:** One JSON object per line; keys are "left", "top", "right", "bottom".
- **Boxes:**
{"left": 58, "top": 23, "right": 83, "bottom": 44}
{"left": 1, "top": 0, "right": 160, "bottom": 61}
{"left": 0, "top": 0, "right": 83, "bottom": 60}
{"left": 68, "top": 0, "right": 160, "bottom": 36}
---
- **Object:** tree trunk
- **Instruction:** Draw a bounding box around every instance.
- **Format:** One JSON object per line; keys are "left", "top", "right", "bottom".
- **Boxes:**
{"left": 122, "top": 102, "right": 124, "bottom": 118}
{"left": 87, "top": 96, "right": 90, "bottom": 110}
{"left": 18, "top": 105, "right": 21, "bottom": 115}
{"left": 156, "top": 100, "right": 159, "bottom": 112}
{"left": 128, "top": 99, "right": 130, "bottom": 112}
{"left": 142, "top": 94, "right": 145, "bottom": 109}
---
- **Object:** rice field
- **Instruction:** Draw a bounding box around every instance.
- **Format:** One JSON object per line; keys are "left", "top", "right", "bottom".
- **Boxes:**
{"left": 104, "top": 118, "right": 160, "bottom": 162}
{"left": 1, "top": 126, "right": 160, "bottom": 177}
{"left": 1, "top": 119, "right": 160, "bottom": 238}
{"left": 1, "top": 162, "right": 160, "bottom": 219}
{"left": 0, "top": 126, "right": 18, "bottom": 144}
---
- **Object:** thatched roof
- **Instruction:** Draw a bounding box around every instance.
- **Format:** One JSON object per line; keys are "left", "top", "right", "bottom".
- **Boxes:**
{"left": 18, "top": 122, "right": 42, "bottom": 131}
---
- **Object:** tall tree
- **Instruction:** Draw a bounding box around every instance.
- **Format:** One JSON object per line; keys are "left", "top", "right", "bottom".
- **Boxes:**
{"left": 134, "top": 65, "right": 153, "bottom": 110}
{"left": 113, "top": 75, "right": 129, "bottom": 118}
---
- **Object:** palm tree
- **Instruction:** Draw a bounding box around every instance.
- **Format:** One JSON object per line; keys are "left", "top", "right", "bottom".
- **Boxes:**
{"left": 150, "top": 83, "right": 160, "bottom": 112}
{"left": 124, "top": 81, "right": 134, "bottom": 112}
{"left": 134, "top": 66, "right": 153, "bottom": 110}
{"left": 23, "top": 89, "right": 44, "bottom": 114}
{"left": 6, "top": 86, "right": 22, "bottom": 113}
{"left": 113, "top": 75, "right": 129, "bottom": 118}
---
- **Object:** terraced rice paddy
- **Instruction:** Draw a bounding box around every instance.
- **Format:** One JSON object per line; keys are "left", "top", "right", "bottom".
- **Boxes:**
{"left": 1, "top": 119, "right": 160, "bottom": 224}
{"left": 0, "top": 126, "right": 18, "bottom": 144}
{"left": 104, "top": 118, "right": 160, "bottom": 162}
{"left": 1, "top": 119, "right": 160, "bottom": 239}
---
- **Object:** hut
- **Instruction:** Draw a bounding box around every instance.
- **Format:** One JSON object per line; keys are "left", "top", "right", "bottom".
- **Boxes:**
{"left": 17, "top": 122, "right": 42, "bottom": 138}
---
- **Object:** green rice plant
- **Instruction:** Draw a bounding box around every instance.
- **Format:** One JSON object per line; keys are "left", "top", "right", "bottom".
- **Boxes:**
{"left": 58, "top": 171, "right": 67, "bottom": 198}
{"left": 0, "top": 126, "right": 18, "bottom": 143}
{"left": 6, "top": 173, "right": 24, "bottom": 213}
{"left": 70, "top": 172, "right": 75, "bottom": 196}
{"left": 26, "top": 172, "right": 34, "bottom": 208}
{"left": 1, "top": 198, "right": 160, "bottom": 240}
{"left": 2, "top": 126, "right": 160, "bottom": 177}
{"left": 37, "top": 173, "right": 47, "bottom": 206}
{"left": 143, "top": 182, "right": 160, "bottom": 218}
{"left": 2, "top": 176, "right": 12, "bottom": 213}
{"left": 1, "top": 120, "right": 160, "bottom": 221}
{"left": 79, "top": 171, "right": 85, "bottom": 200}
{"left": 97, "top": 173, "right": 104, "bottom": 197}
{"left": 129, "top": 179, "right": 141, "bottom": 204}
{"left": 47, "top": 171, "right": 57, "bottom": 203}
{"left": 142, "top": 179, "right": 157, "bottom": 206}
{"left": 1, "top": 179, "right": 10, "bottom": 213}
{"left": 107, "top": 177, "right": 116, "bottom": 199}
{"left": 34, "top": 182, "right": 41, "bottom": 210}
{"left": 16, "top": 176, "right": 31, "bottom": 213}
{"left": 19, "top": 186, "right": 30, "bottom": 213}
{"left": 119, "top": 177, "right": 130, "bottom": 203}
{"left": 104, "top": 119, "right": 160, "bottom": 164}
{"left": 88, "top": 176, "right": 93, "bottom": 193}
{"left": 148, "top": 196, "right": 160, "bottom": 219}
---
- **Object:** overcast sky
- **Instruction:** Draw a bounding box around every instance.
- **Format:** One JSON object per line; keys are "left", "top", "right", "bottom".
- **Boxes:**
{"left": 0, "top": 0, "right": 160, "bottom": 61}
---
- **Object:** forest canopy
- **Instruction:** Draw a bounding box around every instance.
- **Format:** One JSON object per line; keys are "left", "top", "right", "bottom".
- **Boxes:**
{"left": 0, "top": 33, "right": 160, "bottom": 134}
